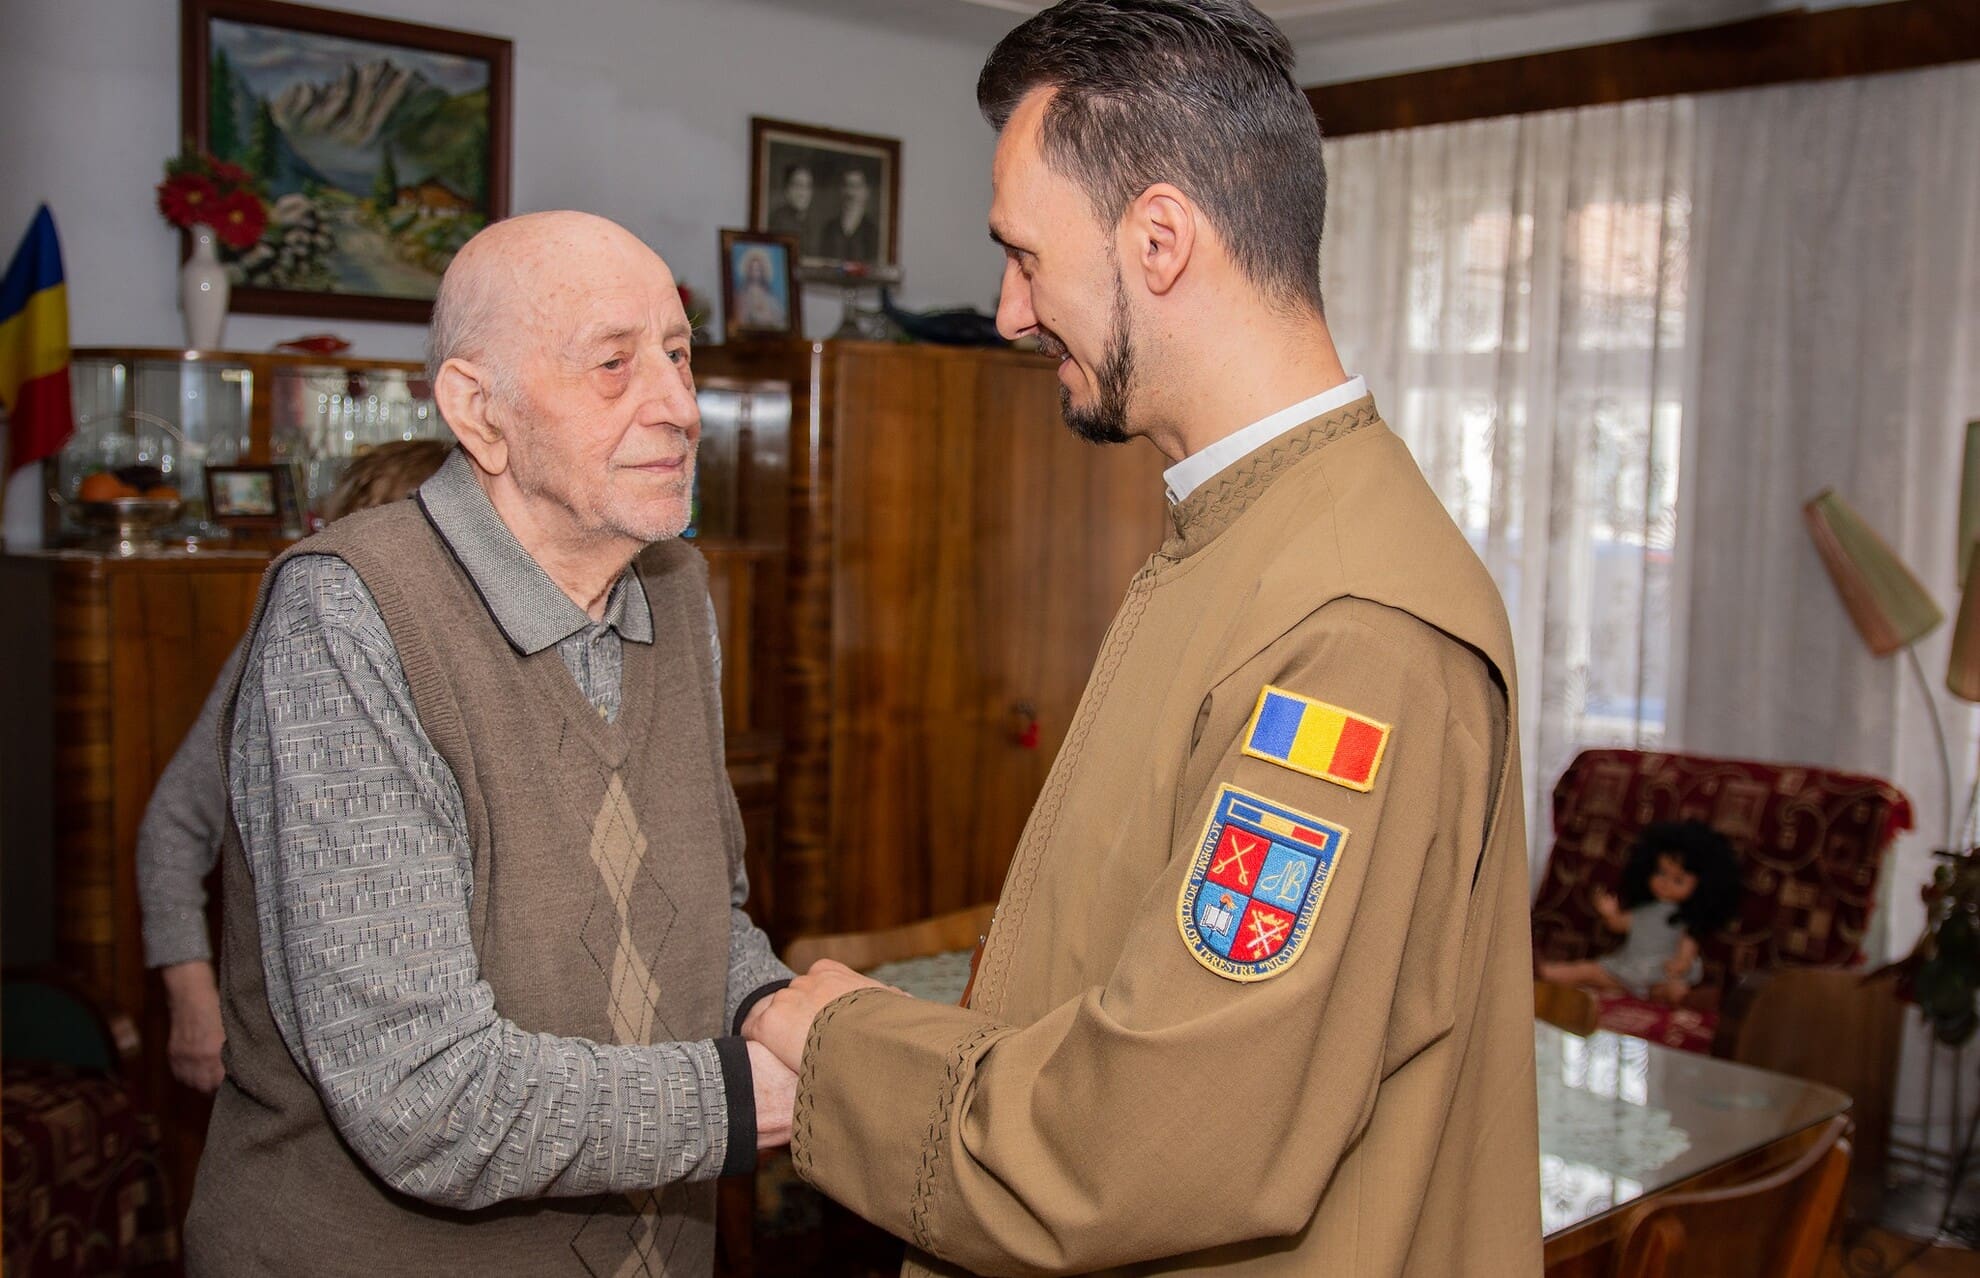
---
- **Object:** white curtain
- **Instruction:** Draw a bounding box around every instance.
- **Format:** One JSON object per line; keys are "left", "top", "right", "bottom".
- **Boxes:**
{"left": 1324, "top": 64, "right": 1980, "bottom": 1162}
{"left": 1322, "top": 99, "right": 1694, "bottom": 870}
{"left": 1678, "top": 64, "right": 1980, "bottom": 968}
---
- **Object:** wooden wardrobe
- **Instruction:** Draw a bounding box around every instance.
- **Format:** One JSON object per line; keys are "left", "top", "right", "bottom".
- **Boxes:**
{"left": 695, "top": 340, "right": 1168, "bottom": 940}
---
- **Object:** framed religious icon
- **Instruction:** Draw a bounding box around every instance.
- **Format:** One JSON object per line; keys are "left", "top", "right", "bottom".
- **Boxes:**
{"left": 749, "top": 116, "right": 900, "bottom": 273}
{"left": 181, "top": 0, "right": 513, "bottom": 323}
{"left": 719, "top": 229, "right": 799, "bottom": 341}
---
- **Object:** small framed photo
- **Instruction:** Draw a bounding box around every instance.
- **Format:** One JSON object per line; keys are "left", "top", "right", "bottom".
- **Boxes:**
{"left": 750, "top": 116, "right": 900, "bottom": 272}
{"left": 719, "top": 229, "right": 799, "bottom": 340}
{"left": 205, "top": 463, "right": 293, "bottom": 529}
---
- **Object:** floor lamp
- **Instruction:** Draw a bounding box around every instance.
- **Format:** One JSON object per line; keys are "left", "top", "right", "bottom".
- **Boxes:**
{"left": 1804, "top": 488, "right": 1952, "bottom": 846}
{"left": 1808, "top": 454, "right": 1980, "bottom": 1248}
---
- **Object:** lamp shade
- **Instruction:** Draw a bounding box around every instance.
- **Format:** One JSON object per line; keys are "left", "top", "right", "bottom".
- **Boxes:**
{"left": 1950, "top": 549, "right": 1980, "bottom": 702}
{"left": 1804, "top": 487, "right": 1944, "bottom": 656}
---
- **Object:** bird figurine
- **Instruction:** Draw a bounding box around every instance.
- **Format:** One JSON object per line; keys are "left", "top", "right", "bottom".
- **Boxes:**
{"left": 878, "top": 289, "right": 1008, "bottom": 347}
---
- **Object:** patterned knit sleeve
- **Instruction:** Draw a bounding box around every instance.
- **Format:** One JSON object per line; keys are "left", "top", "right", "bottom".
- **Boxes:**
{"left": 230, "top": 554, "right": 738, "bottom": 1208}
{"left": 137, "top": 638, "right": 243, "bottom": 968}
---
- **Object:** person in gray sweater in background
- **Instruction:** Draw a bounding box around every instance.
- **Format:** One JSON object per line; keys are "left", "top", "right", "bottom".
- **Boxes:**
{"left": 137, "top": 438, "right": 451, "bottom": 1092}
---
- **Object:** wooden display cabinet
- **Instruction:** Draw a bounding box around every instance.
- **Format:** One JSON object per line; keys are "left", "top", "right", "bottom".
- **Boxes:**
{"left": 53, "top": 346, "right": 446, "bottom": 546}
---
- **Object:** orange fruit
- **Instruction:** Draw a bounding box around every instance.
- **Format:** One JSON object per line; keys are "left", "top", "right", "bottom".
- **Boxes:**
{"left": 79, "top": 472, "right": 138, "bottom": 502}
{"left": 143, "top": 485, "right": 180, "bottom": 502}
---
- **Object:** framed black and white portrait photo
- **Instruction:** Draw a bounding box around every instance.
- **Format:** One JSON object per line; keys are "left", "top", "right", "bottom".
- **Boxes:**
{"left": 749, "top": 116, "right": 900, "bottom": 273}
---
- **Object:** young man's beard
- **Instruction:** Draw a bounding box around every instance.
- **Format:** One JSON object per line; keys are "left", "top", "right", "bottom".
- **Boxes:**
{"left": 1048, "top": 274, "right": 1135, "bottom": 446}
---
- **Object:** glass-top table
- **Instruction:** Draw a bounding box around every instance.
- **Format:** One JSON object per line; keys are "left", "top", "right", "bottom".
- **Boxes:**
{"left": 873, "top": 954, "right": 1851, "bottom": 1262}
{"left": 1537, "top": 1021, "right": 1850, "bottom": 1245}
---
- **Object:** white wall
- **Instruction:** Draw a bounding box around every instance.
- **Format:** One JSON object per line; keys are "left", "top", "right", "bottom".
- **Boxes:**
{"left": 0, "top": 0, "right": 1006, "bottom": 361}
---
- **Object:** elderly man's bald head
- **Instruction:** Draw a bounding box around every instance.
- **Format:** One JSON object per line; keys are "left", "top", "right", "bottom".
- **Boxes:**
{"left": 425, "top": 210, "right": 702, "bottom": 580}
{"left": 425, "top": 211, "right": 678, "bottom": 391}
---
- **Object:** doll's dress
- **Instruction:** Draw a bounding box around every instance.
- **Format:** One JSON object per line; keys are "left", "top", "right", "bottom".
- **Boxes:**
{"left": 1602, "top": 902, "right": 1702, "bottom": 996}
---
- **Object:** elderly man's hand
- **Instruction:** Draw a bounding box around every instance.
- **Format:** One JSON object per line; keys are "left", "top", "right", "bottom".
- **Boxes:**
{"left": 744, "top": 960, "right": 893, "bottom": 1071}
{"left": 747, "top": 1041, "right": 797, "bottom": 1149}
{"left": 162, "top": 960, "right": 227, "bottom": 1093}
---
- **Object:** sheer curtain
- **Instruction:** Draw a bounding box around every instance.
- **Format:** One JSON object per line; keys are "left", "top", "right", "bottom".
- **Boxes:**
{"left": 1322, "top": 100, "right": 1694, "bottom": 872}
{"left": 1678, "top": 63, "right": 1980, "bottom": 965}
{"left": 1320, "top": 60, "right": 1980, "bottom": 1169}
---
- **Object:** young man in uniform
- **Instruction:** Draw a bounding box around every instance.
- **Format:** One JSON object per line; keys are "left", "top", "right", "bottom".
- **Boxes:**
{"left": 748, "top": 3, "right": 1543, "bottom": 1274}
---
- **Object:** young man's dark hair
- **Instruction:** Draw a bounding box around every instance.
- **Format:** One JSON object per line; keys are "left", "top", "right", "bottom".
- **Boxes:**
{"left": 976, "top": 0, "right": 1328, "bottom": 316}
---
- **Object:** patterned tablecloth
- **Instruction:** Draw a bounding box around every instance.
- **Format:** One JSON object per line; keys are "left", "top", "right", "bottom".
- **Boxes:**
{"left": 866, "top": 950, "right": 975, "bottom": 1006}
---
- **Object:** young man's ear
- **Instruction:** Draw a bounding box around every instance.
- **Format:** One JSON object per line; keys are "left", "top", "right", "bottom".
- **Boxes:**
{"left": 434, "top": 358, "right": 508, "bottom": 475}
{"left": 1123, "top": 182, "right": 1196, "bottom": 298}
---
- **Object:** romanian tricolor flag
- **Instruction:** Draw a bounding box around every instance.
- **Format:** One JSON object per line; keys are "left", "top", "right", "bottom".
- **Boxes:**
{"left": 0, "top": 205, "right": 74, "bottom": 474}
{"left": 1241, "top": 686, "right": 1392, "bottom": 792}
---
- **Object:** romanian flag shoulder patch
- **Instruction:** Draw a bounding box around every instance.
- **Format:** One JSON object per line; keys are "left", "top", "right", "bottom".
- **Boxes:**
{"left": 1241, "top": 685, "right": 1391, "bottom": 792}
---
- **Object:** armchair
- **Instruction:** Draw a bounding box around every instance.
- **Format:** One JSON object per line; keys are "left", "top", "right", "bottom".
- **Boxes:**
{"left": 1531, "top": 749, "right": 1911, "bottom": 1054}
{"left": 2, "top": 967, "right": 178, "bottom": 1275}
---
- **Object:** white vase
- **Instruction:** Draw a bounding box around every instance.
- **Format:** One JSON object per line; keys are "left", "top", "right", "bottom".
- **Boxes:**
{"left": 180, "top": 224, "right": 229, "bottom": 351}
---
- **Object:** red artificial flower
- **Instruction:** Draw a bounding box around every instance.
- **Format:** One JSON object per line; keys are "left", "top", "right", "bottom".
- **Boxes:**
{"left": 210, "top": 160, "right": 251, "bottom": 189}
{"left": 212, "top": 189, "right": 268, "bottom": 251}
{"left": 157, "top": 173, "right": 219, "bottom": 229}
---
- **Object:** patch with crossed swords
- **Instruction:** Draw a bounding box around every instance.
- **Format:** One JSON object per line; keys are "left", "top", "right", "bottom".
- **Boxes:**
{"left": 1175, "top": 784, "right": 1348, "bottom": 982}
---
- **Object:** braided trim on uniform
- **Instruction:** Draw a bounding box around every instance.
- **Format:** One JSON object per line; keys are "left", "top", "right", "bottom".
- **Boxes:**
{"left": 790, "top": 988, "right": 880, "bottom": 1183}
{"left": 975, "top": 571, "right": 1157, "bottom": 1012}
{"left": 1170, "top": 403, "right": 1380, "bottom": 554}
{"left": 908, "top": 1022, "right": 1002, "bottom": 1254}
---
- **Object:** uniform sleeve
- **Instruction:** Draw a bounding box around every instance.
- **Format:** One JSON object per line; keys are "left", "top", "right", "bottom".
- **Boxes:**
{"left": 790, "top": 597, "right": 1505, "bottom": 1275}
{"left": 137, "top": 638, "right": 244, "bottom": 968}
{"left": 233, "top": 556, "right": 751, "bottom": 1209}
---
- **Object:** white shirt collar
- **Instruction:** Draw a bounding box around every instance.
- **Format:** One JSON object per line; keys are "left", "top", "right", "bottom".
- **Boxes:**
{"left": 1162, "top": 375, "right": 1368, "bottom": 504}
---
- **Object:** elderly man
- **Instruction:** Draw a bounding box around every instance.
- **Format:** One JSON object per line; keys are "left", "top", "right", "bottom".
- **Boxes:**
{"left": 185, "top": 212, "right": 795, "bottom": 1276}
{"left": 748, "top": 2, "right": 1541, "bottom": 1275}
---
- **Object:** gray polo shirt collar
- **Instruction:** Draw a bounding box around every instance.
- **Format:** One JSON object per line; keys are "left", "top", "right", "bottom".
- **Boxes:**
{"left": 414, "top": 448, "right": 654, "bottom": 655}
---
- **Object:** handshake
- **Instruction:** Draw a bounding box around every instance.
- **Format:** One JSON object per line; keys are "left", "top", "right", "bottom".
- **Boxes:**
{"left": 739, "top": 960, "right": 901, "bottom": 1150}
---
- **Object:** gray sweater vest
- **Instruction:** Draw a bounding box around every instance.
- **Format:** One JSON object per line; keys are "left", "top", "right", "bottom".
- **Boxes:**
{"left": 189, "top": 501, "right": 735, "bottom": 1276}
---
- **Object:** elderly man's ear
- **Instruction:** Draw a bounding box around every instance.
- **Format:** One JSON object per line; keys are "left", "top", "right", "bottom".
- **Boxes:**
{"left": 435, "top": 358, "right": 509, "bottom": 475}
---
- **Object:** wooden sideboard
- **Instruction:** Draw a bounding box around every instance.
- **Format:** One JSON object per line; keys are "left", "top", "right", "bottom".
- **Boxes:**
{"left": 0, "top": 548, "right": 268, "bottom": 1205}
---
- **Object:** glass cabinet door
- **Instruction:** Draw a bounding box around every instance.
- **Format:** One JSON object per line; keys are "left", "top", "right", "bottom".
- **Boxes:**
{"left": 65, "top": 353, "right": 253, "bottom": 536}
{"left": 59, "top": 349, "right": 442, "bottom": 545}
{"left": 269, "top": 364, "right": 444, "bottom": 518}
{"left": 693, "top": 379, "right": 792, "bottom": 542}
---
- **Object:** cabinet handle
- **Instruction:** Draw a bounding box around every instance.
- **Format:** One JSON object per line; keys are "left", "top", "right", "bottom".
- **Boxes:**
{"left": 1009, "top": 700, "right": 1040, "bottom": 750}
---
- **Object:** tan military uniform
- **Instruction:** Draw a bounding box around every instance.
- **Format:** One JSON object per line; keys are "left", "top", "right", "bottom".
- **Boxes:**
{"left": 791, "top": 397, "right": 1543, "bottom": 1276}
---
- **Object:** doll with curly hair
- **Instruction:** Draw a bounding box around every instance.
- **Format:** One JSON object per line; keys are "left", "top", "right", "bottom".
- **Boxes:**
{"left": 1540, "top": 820, "right": 1743, "bottom": 1005}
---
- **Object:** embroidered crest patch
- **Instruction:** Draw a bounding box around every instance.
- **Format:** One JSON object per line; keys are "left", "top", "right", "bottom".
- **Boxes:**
{"left": 1241, "top": 686, "right": 1391, "bottom": 792}
{"left": 1177, "top": 784, "right": 1348, "bottom": 982}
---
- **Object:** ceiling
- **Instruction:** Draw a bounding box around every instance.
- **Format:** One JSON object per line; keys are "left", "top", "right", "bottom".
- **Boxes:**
{"left": 764, "top": 0, "right": 1850, "bottom": 66}
{"left": 949, "top": 0, "right": 1765, "bottom": 42}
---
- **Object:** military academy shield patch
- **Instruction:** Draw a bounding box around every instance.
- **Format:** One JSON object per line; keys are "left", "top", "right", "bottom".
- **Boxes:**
{"left": 1176, "top": 785, "right": 1348, "bottom": 981}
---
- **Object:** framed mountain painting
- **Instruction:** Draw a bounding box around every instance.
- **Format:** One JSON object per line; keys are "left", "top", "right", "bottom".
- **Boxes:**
{"left": 181, "top": 0, "right": 512, "bottom": 322}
